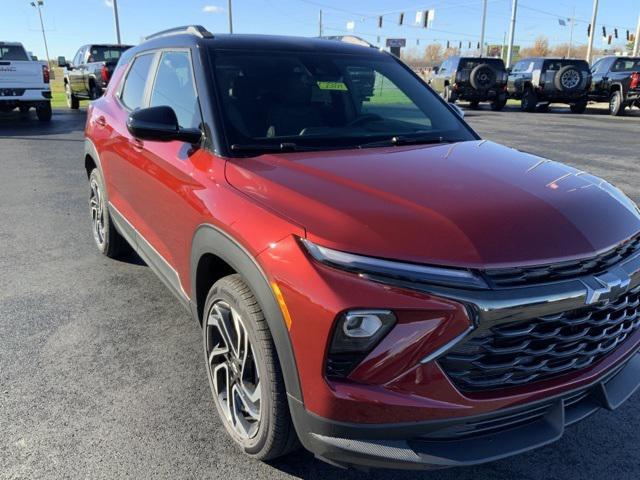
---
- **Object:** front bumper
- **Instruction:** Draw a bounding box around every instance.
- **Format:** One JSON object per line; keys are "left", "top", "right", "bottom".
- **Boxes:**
{"left": 291, "top": 353, "right": 640, "bottom": 470}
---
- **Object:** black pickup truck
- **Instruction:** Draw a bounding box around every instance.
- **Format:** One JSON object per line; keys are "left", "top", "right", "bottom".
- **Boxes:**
{"left": 58, "top": 44, "right": 132, "bottom": 109}
{"left": 589, "top": 56, "right": 640, "bottom": 116}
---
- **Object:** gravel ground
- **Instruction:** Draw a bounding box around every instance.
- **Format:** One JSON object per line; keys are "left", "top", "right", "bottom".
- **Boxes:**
{"left": 1, "top": 104, "right": 639, "bottom": 479}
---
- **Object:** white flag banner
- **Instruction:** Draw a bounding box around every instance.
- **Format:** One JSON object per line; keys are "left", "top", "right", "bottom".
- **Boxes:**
{"left": 415, "top": 11, "right": 423, "bottom": 25}
{"left": 346, "top": 21, "right": 355, "bottom": 31}
{"left": 427, "top": 9, "right": 435, "bottom": 27}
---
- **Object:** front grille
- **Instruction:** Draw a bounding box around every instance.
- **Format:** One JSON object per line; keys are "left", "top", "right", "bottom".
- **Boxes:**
{"left": 484, "top": 235, "right": 640, "bottom": 288}
{"left": 439, "top": 285, "right": 640, "bottom": 391}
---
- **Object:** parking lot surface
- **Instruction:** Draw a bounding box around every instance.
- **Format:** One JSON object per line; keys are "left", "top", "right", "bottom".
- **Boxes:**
{"left": 1, "top": 105, "right": 639, "bottom": 479}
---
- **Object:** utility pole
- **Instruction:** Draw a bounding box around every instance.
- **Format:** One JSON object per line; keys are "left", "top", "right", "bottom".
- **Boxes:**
{"left": 30, "top": 1, "right": 51, "bottom": 68}
{"left": 567, "top": 7, "right": 575, "bottom": 57}
{"left": 228, "top": 0, "right": 233, "bottom": 34}
{"left": 634, "top": 13, "right": 640, "bottom": 56}
{"left": 501, "top": 31, "right": 506, "bottom": 61}
{"left": 506, "top": 0, "right": 518, "bottom": 68}
{"left": 479, "top": 0, "right": 488, "bottom": 57}
{"left": 586, "top": 0, "right": 599, "bottom": 63}
{"left": 319, "top": 9, "right": 323, "bottom": 37}
{"left": 112, "top": 0, "right": 122, "bottom": 44}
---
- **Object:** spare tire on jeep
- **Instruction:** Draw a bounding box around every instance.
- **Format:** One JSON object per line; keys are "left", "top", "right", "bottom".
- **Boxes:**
{"left": 469, "top": 64, "right": 496, "bottom": 91}
{"left": 554, "top": 65, "right": 585, "bottom": 92}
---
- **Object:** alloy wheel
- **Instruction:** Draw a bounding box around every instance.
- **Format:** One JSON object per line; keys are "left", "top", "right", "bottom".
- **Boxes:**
{"left": 560, "top": 69, "right": 580, "bottom": 90}
{"left": 89, "top": 178, "right": 105, "bottom": 248}
{"left": 206, "top": 300, "right": 262, "bottom": 440}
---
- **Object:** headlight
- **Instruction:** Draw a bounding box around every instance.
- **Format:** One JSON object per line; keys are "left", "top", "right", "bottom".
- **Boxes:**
{"left": 300, "top": 238, "right": 487, "bottom": 290}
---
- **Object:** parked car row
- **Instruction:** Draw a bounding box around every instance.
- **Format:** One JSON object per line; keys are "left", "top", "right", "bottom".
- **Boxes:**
{"left": 429, "top": 55, "right": 640, "bottom": 116}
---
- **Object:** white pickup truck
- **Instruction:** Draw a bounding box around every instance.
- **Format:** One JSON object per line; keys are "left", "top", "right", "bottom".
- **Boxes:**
{"left": 0, "top": 41, "right": 52, "bottom": 121}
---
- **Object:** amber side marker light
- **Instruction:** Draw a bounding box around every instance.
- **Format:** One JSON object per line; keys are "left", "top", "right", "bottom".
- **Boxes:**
{"left": 271, "top": 282, "right": 293, "bottom": 330}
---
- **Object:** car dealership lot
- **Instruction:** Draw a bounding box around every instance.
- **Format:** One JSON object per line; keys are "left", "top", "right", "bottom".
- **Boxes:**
{"left": 1, "top": 106, "right": 639, "bottom": 479}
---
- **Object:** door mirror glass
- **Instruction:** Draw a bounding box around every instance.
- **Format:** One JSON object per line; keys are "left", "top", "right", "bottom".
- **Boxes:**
{"left": 58, "top": 56, "right": 69, "bottom": 68}
{"left": 127, "top": 106, "right": 202, "bottom": 144}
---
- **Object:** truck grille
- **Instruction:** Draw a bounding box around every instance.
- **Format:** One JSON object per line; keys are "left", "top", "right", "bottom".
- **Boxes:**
{"left": 439, "top": 285, "right": 640, "bottom": 391}
{"left": 484, "top": 235, "right": 640, "bottom": 288}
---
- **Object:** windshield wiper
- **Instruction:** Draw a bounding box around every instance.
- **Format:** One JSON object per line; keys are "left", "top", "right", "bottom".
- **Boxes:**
{"left": 230, "top": 142, "right": 323, "bottom": 154}
{"left": 358, "top": 135, "right": 454, "bottom": 149}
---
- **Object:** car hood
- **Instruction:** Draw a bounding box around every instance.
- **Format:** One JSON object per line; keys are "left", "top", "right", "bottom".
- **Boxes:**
{"left": 225, "top": 140, "right": 640, "bottom": 268}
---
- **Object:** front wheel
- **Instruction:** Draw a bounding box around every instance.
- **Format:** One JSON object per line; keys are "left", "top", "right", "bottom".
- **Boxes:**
{"left": 490, "top": 96, "right": 507, "bottom": 111}
{"left": 521, "top": 88, "right": 538, "bottom": 112}
{"left": 570, "top": 99, "right": 588, "bottom": 114}
{"left": 65, "top": 82, "right": 80, "bottom": 110}
{"left": 443, "top": 85, "right": 456, "bottom": 104}
{"left": 609, "top": 91, "right": 625, "bottom": 116}
{"left": 203, "top": 275, "right": 299, "bottom": 460}
{"left": 468, "top": 100, "right": 480, "bottom": 109}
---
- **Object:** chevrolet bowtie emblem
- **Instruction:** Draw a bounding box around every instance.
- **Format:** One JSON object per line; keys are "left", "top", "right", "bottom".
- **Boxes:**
{"left": 582, "top": 268, "right": 632, "bottom": 305}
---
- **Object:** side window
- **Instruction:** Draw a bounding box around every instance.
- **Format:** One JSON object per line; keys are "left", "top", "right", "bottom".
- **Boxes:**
{"left": 512, "top": 61, "right": 525, "bottom": 73}
{"left": 73, "top": 48, "right": 84, "bottom": 66}
{"left": 120, "top": 53, "right": 155, "bottom": 111}
{"left": 440, "top": 60, "right": 448, "bottom": 73}
{"left": 150, "top": 51, "right": 201, "bottom": 129}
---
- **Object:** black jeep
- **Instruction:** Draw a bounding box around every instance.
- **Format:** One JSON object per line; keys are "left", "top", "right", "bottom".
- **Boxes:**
{"left": 589, "top": 56, "right": 640, "bottom": 116}
{"left": 430, "top": 56, "right": 508, "bottom": 110}
{"left": 507, "top": 57, "right": 591, "bottom": 113}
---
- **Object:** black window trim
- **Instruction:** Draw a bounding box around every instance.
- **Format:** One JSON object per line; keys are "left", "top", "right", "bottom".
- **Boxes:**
{"left": 116, "top": 50, "right": 160, "bottom": 112}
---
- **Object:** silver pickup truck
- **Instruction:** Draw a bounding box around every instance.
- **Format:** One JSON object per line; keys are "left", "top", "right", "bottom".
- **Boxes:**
{"left": 0, "top": 41, "right": 52, "bottom": 121}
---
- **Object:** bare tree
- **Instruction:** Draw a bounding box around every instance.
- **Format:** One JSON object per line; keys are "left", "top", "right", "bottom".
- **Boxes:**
{"left": 520, "top": 36, "right": 550, "bottom": 58}
{"left": 423, "top": 43, "right": 443, "bottom": 64}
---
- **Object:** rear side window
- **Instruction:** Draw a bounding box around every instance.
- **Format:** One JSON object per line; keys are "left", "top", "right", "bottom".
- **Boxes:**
{"left": 150, "top": 51, "right": 201, "bottom": 129}
{"left": 121, "top": 53, "right": 154, "bottom": 111}
{"left": 0, "top": 45, "right": 29, "bottom": 61}
{"left": 460, "top": 58, "right": 505, "bottom": 71}
{"left": 543, "top": 60, "right": 589, "bottom": 72}
{"left": 612, "top": 58, "right": 640, "bottom": 72}
{"left": 88, "top": 46, "right": 130, "bottom": 63}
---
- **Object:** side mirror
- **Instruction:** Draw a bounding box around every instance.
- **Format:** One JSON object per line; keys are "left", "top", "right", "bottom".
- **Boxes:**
{"left": 127, "top": 106, "right": 202, "bottom": 144}
{"left": 449, "top": 103, "right": 465, "bottom": 118}
{"left": 58, "top": 56, "right": 69, "bottom": 68}
{"left": 433, "top": 66, "right": 440, "bottom": 74}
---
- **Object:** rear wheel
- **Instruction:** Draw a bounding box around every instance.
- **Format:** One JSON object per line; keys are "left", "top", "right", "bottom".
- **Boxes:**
{"left": 36, "top": 102, "right": 52, "bottom": 122}
{"left": 537, "top": 103, "right": 550, "bottom": 113}
{"left": 89, "top": 82, "right": 102, "bottom": 100}
{"left": 609, "top": 90, "right": 625, "bottom": 116}
{"left": 570, "top": 99, "right": 588, "bottom": 114}
{"left": 88, "top": 169, "right": 129, "bottom": 258}
{"left": 65, "top": 82, "right": 80, "bottom": 110}
{"left": 203, "top": 275, "right": 299, "bottom": 460}
{"left": 490, "top": 96, "right": 507, "bottom": 111}
{"left": 468, "top": 100, "right": 480, "bottom": 109}
{"left": 521, "top": 88, "right": 537, "bottom": 112}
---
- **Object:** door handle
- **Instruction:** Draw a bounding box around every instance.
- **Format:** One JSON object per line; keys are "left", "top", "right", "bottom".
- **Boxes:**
{"left": 95, "top": 116, "right": 106, "bottom": 127}
{"left": 130, "top": 138, "right": 144, "bottom": 151}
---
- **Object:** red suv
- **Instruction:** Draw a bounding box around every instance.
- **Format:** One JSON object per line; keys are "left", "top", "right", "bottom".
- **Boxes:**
{"left": 84, "top": 26, "right": 640, "bottom": 470}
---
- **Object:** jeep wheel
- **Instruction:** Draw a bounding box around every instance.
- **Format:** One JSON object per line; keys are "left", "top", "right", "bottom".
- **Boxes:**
{"left": 443, "top": 85, "right": 456, "bottom": 104}
{"left": 36, "top": 102, "right": 52, "bottom": 122}
{"left": 570, "top": 99, "right": 588, "bottom": 114}
{"left": 554, "top": 65, "right": 583, "bottom": 92}
{"left": 88, "top": 169, "right": 129, "bottom": 258}
{"left": 521, "top": 88, "right": 538, "bottom": 112}
{"left": 65, "top": 82, "right": 80, "bottom": 110}
{"left": 469, "top": 64, "right": 496, "bottom": 91}
{"left": 469, "top": 100, "right": 480, "bottom": 109}
{"left": 203, "top": 275, "right": 299, "bottom": 460}
{"left": 609, "top": 91, "right": 625, "bottom": 116}
{"left": 490, "top": 96, "right": 507, "bottom": 111}
{"left": 537, "top": 103, "right": 550, "bottom": 113}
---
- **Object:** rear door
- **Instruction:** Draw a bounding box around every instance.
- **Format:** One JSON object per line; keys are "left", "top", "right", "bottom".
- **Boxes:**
{"left": 69, "top": 47, "right": 86, "bottom": 95}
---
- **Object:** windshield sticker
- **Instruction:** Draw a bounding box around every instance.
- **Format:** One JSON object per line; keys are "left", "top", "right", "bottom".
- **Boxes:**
{"left": 317, "top": 81, "right": 348, "bottom": 91}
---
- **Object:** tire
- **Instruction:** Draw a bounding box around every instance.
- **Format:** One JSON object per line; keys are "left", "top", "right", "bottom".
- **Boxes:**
{"left": 490, "top": 95, "right": 507, "bottom": 111}
{"left": 469, "top": 100, "right": 480, "bottom": 109}
{"left": 537, "top": 103, "right": 550, "bottom": 113}
{"left": 570, "top": 99, "right": 588, "bottom": 114}
{"left": 88, "top": 169, "right": 129, "bottom": 258}
{"left": 443, "top": 85, "right": 456, "bottom": 104}
{"left": 19, "top": 105, "right": 30, "bottom": 114}
{"left": 609, "top": 90, "right": 625, "bottom": 116}
{"left": 469, "top": 64, "right": 496, "bottom": 91}
{"left": 554, "top": 65, "right": 584, "bottom": 93}
{"left": 36, "top": 102, "right": 52, "bottom": 122}
{"left": 65, "top": 82, "right": 80, "bottom": 110}
{"left": 89, "top": 82, "right": 102, "bottom": 100}
{"left": 521, "top": 88, "right": 538, "bottom": 112}
{"left": 203, "top": 275, "right": 299, "bottom": 460}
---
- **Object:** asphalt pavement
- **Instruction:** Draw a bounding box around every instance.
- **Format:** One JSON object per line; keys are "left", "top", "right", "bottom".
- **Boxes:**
{"left": 1, "top": 104, "right": 639, "bottom": 479}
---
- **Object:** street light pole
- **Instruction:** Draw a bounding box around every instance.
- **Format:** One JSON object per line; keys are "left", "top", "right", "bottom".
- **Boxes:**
{"left": 112, "top": 0, "right": 122, "bottom": 44}
{"left": 479, "top": 0, "right": 488, "bottom": 57}
{"left": 228, "top": 0, "right": 233, "bottom": 34}
{"left": 586, "top": 0, "right": 599, "bottom": 63}
{"left": 506, "top": 0, "right": 518, "bottom": 68}
{"left": 30, "top": 1, "right": 51, "bottom": 67}
{"left": 634, "top": 13, "right": 640, "bottom": 56}
{"left": 319, "top": 9, "right": 323, "bottom": 37}
{"left": 567, "top": 7, "right": 575, "bottom": 57}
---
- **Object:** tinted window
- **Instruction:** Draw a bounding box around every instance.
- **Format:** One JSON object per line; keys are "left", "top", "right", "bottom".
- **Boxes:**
{"left": 612, "top": 58, "right": 640, "bottom": 72}
{"left": 543, "top": 59, "right": 589, "bottom": 72}
{"left": 150, "top": 51, "right": 201, "bottom": 129}
{"left": 88, "top": 45, "right": 130, "bottom": 63}
{"left": 0, "top": 45, "right": 29, "bottom": 61}
{"left": 460, "top": 58, "right": 505, "bottom": 71}
{"left": 212, "top": 50, "right": 475, "bottom": 152}
{"left": 121, "top": 53, "right": 154, "bottom": 111}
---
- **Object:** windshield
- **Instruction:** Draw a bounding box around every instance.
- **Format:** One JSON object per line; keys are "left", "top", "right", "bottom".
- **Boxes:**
{"left": 211, "top": 49, "right": 476, "bottom": 154}
{"left": 88, "top": 46, "right": 130, "bottom": 63}
{"left": 0, "top": 45, "right": 29, "bottom": 61}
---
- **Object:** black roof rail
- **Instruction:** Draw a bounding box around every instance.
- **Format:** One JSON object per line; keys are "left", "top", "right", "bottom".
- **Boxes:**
{"left": 319, "top": 35, "right": 377, "bottom": 48}
{"left": 145, "top": 25, "right": 214, "bottom": 41}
